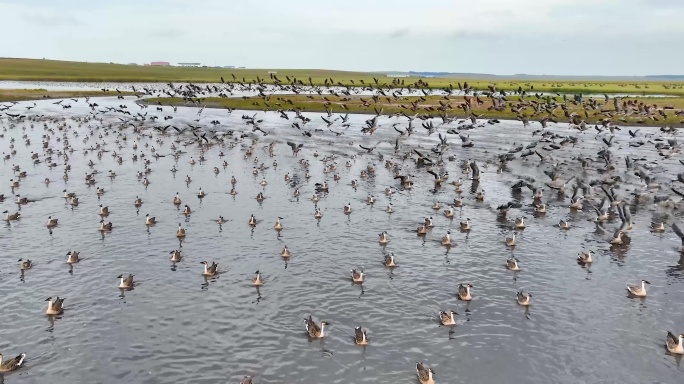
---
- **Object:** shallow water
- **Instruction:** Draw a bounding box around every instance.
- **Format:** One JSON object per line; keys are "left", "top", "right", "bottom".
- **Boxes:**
{"left": 0, "top": 95, "right": 683, "bottom": 383}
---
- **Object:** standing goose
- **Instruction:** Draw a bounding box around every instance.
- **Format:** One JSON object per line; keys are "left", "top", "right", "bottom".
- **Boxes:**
{"left": 200, "top": 261, "right": 219, "bottom": 276}
{"left": 176, "top": 223, "right": 186, "bottom": 238}
{"left": 304, "top": 315, "right": 330, "bottom": 338}
{"left": 666, "top": 332, "right": 684, "bottom": 354}
{"left": 441, "top": 230, "right": 452, "bottom": 246}
{"left": 117, "top": 274, "right": 135, "bottom": 289}
{"left": 252, "top": 270, "right": 264, "bottom": 286}
{"left": 354, "top": 326, "right": 369, "bottom": 345}
{"left": 439, "top": 310, "right": 457, "bottom": 325}
{"left": 458, "top": 283, "right": 473, "bottom": 301}
{"left": 626, "top": 280, "right": 650, "bottom": 297}
{"left": 351, "top": 269, "right": 364, "bottom": 283}
{"left": 416, "top": 362, "right": 435, "bottom": 384}
{"left": 66, "top": 251, "right": 80, "bottom": 264}
{"left": 516, "top": 290, "right": 532, "bottom": 306}
{"left": 169, "top": 250, "right": 182, "bottom": 262}
{"left": 45, "top": 297, "right": 65, "bottom": 315}
{"left": 0, "top": 352, "right": 26, "bottom": 372}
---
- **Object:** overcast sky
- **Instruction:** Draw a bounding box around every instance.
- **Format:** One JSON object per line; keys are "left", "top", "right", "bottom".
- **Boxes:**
{"left": 1, "top": 0, "right": 682, "bottom": 75}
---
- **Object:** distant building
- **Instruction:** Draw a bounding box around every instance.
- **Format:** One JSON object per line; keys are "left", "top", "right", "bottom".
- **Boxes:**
{"left": 150, "top": 61, "right": 170, "bottom": 66}
{"left": 178, "top": 62, "right": 201, "bottom": 67}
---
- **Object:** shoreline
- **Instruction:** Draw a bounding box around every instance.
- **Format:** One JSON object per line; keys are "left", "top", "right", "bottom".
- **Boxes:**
{"left": 0, "top": 89, "right": 134, "bottom": 103}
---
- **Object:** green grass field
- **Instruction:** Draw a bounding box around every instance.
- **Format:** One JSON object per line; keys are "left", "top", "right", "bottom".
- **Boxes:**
{"left": 144, "top": 94, "right": 684, "bottom": 127}
{"left": 2, "top": 58, "right": 684, "bottom": 96}
{"left": 0, "top": 88, "right": 132, "bottom": 103}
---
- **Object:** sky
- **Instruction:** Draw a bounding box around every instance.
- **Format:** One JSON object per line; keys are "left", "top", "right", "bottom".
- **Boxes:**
{"left": 1, "top": 0, "right": 682, "bottom": 76}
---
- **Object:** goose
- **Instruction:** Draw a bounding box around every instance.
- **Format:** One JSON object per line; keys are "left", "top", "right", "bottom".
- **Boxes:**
{"left": 200, "top": 261, "right": 219, "bottom": 276}
{"left": 9, "top": 179, "right": 19, "bottom": 188}
{"left": 559, "top": 219, "right": 570, "bottom": 229}
{"left": 274, "top": 217, "right": 283, "bottom": 230}
{"left": 383, "top": 253, "right": 397, "bottom": 267}
{"left": 145, "top": 214, "right": 156, "bottom": 225}
{"left": 117, "top": 274, "right": 135, "bottom": 289}
{"left": 185, "top": 174, "right": 192, "bottom": 183}
{"left": 444, "top": 206, "right": 454, "bottom": 218}
{"left": 626, "top": 280, "right": 650, "bottom": 297}
{"left": 460, "top": 219, "right": 471, "bottom": 231}
{"left": 569, "top": 188, "right": 583, "bottom": 210}
{"left": 0, "top": 352, "right": 26, "bottom": 372}
{"left": 650, "top": 222, "right": 665, "bottom": 232}
{"left": 169, "top": 250, "right": 182, "bottom": 262}
{"left": 231, "top": 176, "right": 237, "bottom": 184}
{"left": 45, "top": 296, "right": 65, "bottom": 315}
{"left": 354, "top": 326, "right": 369, "bottom": 345}
{"left": 441, "top": 230, "right": 452, "bottom": 246}
{"left": 344, "top": 202, "right": 352, "bottom": 214}
{"left": 439, "top": 310, "right": 457, "bottom": 325}
{"left": 378, "top": 231, "right": 389, "bottom": 244}
{"left": 516, "top": 290, "right": 532, "bottom": 306}
{"left": 99, "top": 220, "right": 113, "bottom": 231}
{"left": 577, "top": 250, "right": 593, "bottom": 264}
{"left": 46, "top": 216, "right": 58, "bottom": 227}
{"left": 476, "top": 190, "right": 485, "bottom": 201}
{"left": 256, "top": 192, "right": 265, "bottom": 201}
{"left": 18, "top": 258, "right": 32, "bottom": 270}
{"left": 515, "top": 217, "right": 526, "bottom": 229}
{"left": 229, "top": 188, "right": 238, "bottom": 196}
{"left": 66, "top": 251, "right": 80, "bottom": 264}
{"left": 281, "top": 245, "right": 291, "bottom": 258}
{"left": 506, "top": 257, "right": 521, "bottom": 271}
{"left": 293, "top": 189, "right": 300, "bottom": 197}
{"left": 248, "top": 214, "right": 257, "bottom": 226}
{"left": 63, "top": 190, "right": 76, "bottom": 199}
{"left": 385, "top": 204, "right": 393, "bottom": 213}
{"left": 535, "top": 203, "right": 546, "bottom": 214}
{"left": 69, "top": 196, "right": 79, "bottom": 206}
{"left": 304, "top": 315, "right": 330, "bottom": 338}
{"left": 452, "top": 198, "right": 463, "bottom": 207}
{"left": 3, "top": 210, "right": 20, "bottom": 221}
{"left": 424, "top": 217, "right": 435, "bottom": 228}
{"left": 216, "top": 216, "right": 226, "bottom": 224}
{"left": 197, "top": 188, "right": 206, "bottom": 198}
{"left": 252, "top": 270, "right": 264, "bottom": 286}
{"left": 431, "top": 201, "right": 440, "bottom": 210}
{"left": 311, "top": 194, "right": 319, "bottom": 203}
{"left": 240, "top": 376, "right": 253, "bottom": 384}
{"left": 611, "top": 229, "right": 624, "bottom": 245}
{"left": 366, "top": 195, "right": 375, "bottom": 205}
{"left": 96, "top": 187, "right": 105, "bottom": 195}
{"left": 417, "top": 223, "right": 428, "bottom": 235}
{"left": 351, "top": 269, "right": 364, "bottom": 283}
{"left": 182, "top": 205, "right": 192, "bottom": 215}
{"left": 134, "top": 196, "right": 143, "bottom": 207}
{"left": 176, "top": 223, "right": 186, "bottom": 238}
{"left": 416, "top": 362, "right": 435, "bottom": 384}
{"left": 98, "top": 204, "right": 109, "bottom": 216}
{"left": 666, "top": 332, "right": 684, "bottom": 354}
{"left": 314, "top": 208, "right": 323, "bottom": 219}
{"left": 173, "top": 193, "right": 182, "bottom": 205}
{"left": 260, "top": 178, "right": 268, "bottom": 186}
{"left": 458, "top": 283, "right": 473, "bottom": 301}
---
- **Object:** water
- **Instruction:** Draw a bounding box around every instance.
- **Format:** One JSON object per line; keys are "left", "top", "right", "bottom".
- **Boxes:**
{"left": 0, "top": 94, "right": 683, "bottom": 383}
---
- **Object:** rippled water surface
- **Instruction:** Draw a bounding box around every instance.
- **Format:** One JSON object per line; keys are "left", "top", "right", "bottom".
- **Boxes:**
{"left": 0, "top": 94, "right": 683, "bottom": 383}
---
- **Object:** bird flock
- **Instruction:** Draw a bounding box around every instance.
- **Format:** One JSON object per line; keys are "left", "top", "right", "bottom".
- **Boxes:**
{"left": 1, "top": 76, "right": 684, "bottom": 382}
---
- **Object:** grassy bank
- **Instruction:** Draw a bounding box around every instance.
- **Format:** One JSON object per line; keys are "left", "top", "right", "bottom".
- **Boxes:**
{"left": 0, "top": 88, "right": 134, "bottom": 103}
{"left": 2, "top": 58, "right": 684, "bottom": 96}
{"left": 144, "top": 94, "right": 684, "bottom": 127}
